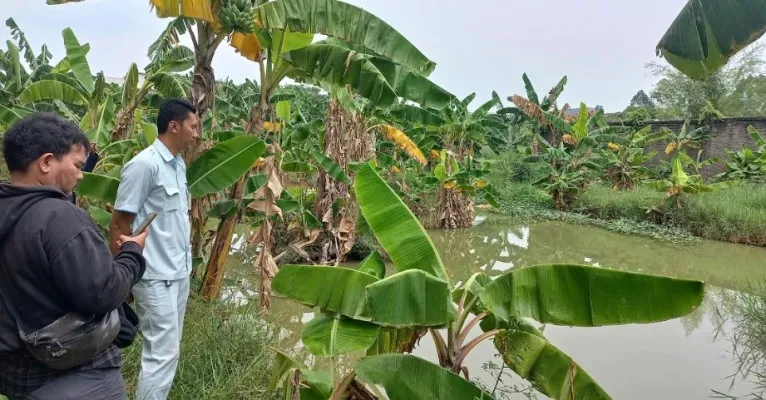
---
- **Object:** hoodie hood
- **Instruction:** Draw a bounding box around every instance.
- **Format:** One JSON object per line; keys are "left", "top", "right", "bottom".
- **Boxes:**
{"left": 0, "top": 183, "right": 68, "bottom": 243}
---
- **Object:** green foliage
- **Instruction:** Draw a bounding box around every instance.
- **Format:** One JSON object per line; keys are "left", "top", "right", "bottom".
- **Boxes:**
{"left": 121, "top": 294, "right": 281, "bottom": 400}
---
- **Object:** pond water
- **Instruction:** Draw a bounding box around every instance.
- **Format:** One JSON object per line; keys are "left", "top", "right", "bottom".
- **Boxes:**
{"left": 223, "top": 218, "right": 766, "bottom": 399}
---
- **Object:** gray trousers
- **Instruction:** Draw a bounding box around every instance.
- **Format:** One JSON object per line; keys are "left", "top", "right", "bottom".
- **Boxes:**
{"left": 23, "top": 367, "right": 125, "bottom": 400}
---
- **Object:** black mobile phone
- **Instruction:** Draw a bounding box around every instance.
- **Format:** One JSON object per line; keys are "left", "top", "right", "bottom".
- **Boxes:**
{"left": 133, "top": 212, "right": 158, "bottom": 235}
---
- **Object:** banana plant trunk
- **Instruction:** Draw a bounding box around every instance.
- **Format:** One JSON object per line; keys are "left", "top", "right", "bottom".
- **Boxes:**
{"left": 200, "top": 102, "right": 268, "bottom": 300}
{"left": 438, "top": 147, "right": 475, "bottom": 229}
{"left": 186, "top": 25, "right": 225, "bottom": 273}
{"left": 110, "top": 104, "right": 136, "bottom": 142}
{"left": 314, "top": 99, "right": 374, "bottom": 265}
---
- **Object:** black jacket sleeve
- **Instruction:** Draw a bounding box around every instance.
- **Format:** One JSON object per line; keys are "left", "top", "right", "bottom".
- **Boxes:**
{"left": 49, "top": 226, "right": 146, "bottom": 315}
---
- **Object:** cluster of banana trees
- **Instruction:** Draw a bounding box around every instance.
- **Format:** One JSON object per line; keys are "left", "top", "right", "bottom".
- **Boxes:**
{"left": 30, "top": 0, "right": 510, "bottom": 312}
{"left": 268, "top": 162, "right": 705, "bottom": 399}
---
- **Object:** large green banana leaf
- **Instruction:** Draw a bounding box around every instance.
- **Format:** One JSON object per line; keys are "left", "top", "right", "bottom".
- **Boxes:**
{"left": 18, "top": 80, "right": 88, "bottom": 105}
{"left": 148, "top": 72, "right": 188, "bottom": 99}
{"left": 479, "top": 264, "right": 704, "bottom": 326}
{"left": 253, "top": 0, "right": 436, "bottom": 75}
{"left": 301, "top": 314, "right": 380, "bottom": 356}
{"left": 272, "top": 265, "right": 378, "bottom": 318}
{"left": 522, "top": 73, "right": 539, "bottom": 105}
{"left": 0, "top": 105, "right": 29, "bottom": 126}
{"left": 495, "top": 329, "right": 610, "bottom": 400}
{"left": 387, "top": 104, "right": 445, "bottom": 126}
{"left": 354, "top": 164, "right": 450, "bottom": 283}
{"left": 366, "top": 270, "right": 451, "bottom": 327}
{"left": 354, "top": 354, "right": 495, "bottom": 400}
{"left": 283, "top": 44, "right": 397, "bottom": 108}
{"left": 186, "top": 136, "right": 266, "bottom": 198}
{"left": 76, "top": 172, "right": 120, "bottom": 204}
{"left": 61, "top": 27, "right": 94, "bottom": 94}
{"left": 657, "top": 0, "right": 766, "bottom": 80}
{"left": 367, "top": 56, "right": 454, "bottom": 110}
{"left": 89, "top": 95, "right": 114, "bottom": 148}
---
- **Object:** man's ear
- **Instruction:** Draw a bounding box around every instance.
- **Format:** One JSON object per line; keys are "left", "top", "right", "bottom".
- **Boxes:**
{"left": 38, "top": 153, "right": 55, "bottom": 174}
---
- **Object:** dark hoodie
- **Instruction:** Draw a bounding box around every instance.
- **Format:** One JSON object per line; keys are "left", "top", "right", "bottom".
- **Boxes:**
{"left": 0, "top": 183, "right": 146, "bottom": 396}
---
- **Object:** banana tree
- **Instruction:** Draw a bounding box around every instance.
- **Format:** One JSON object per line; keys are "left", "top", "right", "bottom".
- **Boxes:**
{"left": 526, "top": 103, "right": 630, "bottom": 209}
{"left": 201, "top": 0, "right": 452, "bottom": 306}
{"left": 110, "top": 45, "right": 194, "bottom": 141}
{"left": 646, "top": 150, "right": 737, "bottom": 207}
{"left": 594, "top": 125, "right": 670, "bottom": 190}
{"left": 716, "top": 125, "right": 766, "bottom": 182}
{"left": 656, "top": 0, "right": 766, "bottom": 80}
{"left": 502, "top": 74, "right": 570, "bottom": 154}
{"left": 427, "top": 93, "right": 506, "bottom": 229}
{"left": 269, "top": 162, "right": 706, "bottom": 399}
{"left": 0, "top": 19, "right": 51, "bottom": 128}
{"left": 17, "top": 27, "right": 117, "bottom": 149}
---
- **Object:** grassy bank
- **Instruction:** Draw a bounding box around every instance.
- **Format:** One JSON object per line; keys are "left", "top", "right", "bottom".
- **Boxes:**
{"left": 121, "top": 293, "right": 281, "bottom": 400}
{"left": 486, "top": 152, "right": 766, "bottom": 246}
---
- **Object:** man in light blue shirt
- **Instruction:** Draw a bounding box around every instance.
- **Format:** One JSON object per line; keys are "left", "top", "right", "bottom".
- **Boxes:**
{"left": 109, "top": 99, "right": 198, "bottom": 400}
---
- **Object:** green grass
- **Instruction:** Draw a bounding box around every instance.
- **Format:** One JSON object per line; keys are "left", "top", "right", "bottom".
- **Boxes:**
{"left": 121, "top": 293, "right": 282, "bottom": 400}
{"left": 573, "top": 184, "right": 665, "bottom": 221}
{"left": 680, "top": 184, "right": 766, "bottom": 246}
{"left": 572, "top": 183, "right": 766, "bottom": 246}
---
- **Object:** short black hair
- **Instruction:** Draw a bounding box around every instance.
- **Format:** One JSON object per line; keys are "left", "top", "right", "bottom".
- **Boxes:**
{"left": 157, "top": 99, "right": 196, "bottom": 134}
{"left": 2, "top": 112, "right": 90, "bottom": 173}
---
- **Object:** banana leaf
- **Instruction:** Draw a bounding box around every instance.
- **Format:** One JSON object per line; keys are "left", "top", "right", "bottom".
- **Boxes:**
{"left": 89, "top": 95, "right": 115, "bottom": 148}
{"left": 272, "top": 265, "right": 378, "bottom": 318}
{"left": 495, "top": 329, "right": 610, "bottom": 400}
{"left": 253, "top": 0, "right": 435, "bottom": 75}
{"left": 388, "top": 104, "right": 445, "bottom": 126}
{"left": 187, "top": 136, "right": 266, "bottom": 198}
{"left": 120, "top": 63, "right": 140, "bottom": 107}
{"left": 354, "top": 164, "right": 449, "bottom": 283}
{"left": 310, "top": 148, "right": 349, "bottom": 184}
{"left": 355, "top": 354, "right": 494, "bottom": 400}
{"left": 76, "top": 172, "right": 120, "bottom": 204}
{"left": 479, "top": 264, "right": 704, "bottom": 326}
{"left": 62, "top": 27, "right": 94, "bottom": 94}
{"left": 87, "top": 206, "right": 112, "bottom": 231}
{"left": 149, "top": 72, "right": 188, "bottom": 99}
{"left": 522, "top": 73, "right": 539, "bottom": 105}
{"left": 283, "top": 44, "right": 398, "bottom": 108}
{"left": 301, "top": 314, "right": 380, "bottom": 356}
{"left": 18, "top": 80, "right": 88, "bottom": 105}
{"left": 366, "top": 269, "right": 451, "bottom": 328}
{"left": 656, "top": 0, "right": 766, "bottom": 80}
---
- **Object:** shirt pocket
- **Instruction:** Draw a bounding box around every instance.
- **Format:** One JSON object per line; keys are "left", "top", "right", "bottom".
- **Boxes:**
{"left": 161, "top": 184, "right": 181, "bottom": 211}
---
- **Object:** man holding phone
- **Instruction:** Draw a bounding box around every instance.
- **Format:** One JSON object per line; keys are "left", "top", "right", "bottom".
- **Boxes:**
{"left": 109, "top": 99, "right": 199, "bottom": 400}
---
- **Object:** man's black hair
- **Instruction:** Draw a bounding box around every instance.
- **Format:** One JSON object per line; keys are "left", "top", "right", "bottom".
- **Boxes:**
{"left": 2, "top": 112, "right": 90, "bottom": 173}
{"left": 157, "top": 99, "right": 196, "bottom": 134}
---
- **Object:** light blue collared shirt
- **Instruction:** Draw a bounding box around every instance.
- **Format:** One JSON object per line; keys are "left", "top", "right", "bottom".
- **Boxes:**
{"left": 114, "top": 140, "right": 191, "bottom": 281}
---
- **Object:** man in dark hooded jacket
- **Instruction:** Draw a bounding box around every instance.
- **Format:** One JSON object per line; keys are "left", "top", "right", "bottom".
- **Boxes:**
{"left": 0, "top": 113, "right": 148, "bottom": 399}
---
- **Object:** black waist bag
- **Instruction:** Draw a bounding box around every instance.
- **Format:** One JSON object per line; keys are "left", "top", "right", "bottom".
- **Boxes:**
{"left": 15, "top": 309, "right": 121, "bottom": 370}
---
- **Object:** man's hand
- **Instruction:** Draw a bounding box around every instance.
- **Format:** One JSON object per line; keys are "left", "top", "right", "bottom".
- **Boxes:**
{"left": 117, "top": 230, "right": 149, "bottom": 250}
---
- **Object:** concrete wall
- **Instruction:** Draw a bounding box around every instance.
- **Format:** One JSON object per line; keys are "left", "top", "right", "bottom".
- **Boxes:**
{"left": 614, "top": 118, "right": 766, "bottom": 178}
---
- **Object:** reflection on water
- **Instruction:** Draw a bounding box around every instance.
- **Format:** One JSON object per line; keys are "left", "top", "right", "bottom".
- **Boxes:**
{"left": 224, "top": 218, "right": 766, "bottom": 399}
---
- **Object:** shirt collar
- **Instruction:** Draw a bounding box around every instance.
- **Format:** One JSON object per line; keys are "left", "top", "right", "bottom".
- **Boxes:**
{"left": 153, "top": 139, "right": 177, "bottom": 163}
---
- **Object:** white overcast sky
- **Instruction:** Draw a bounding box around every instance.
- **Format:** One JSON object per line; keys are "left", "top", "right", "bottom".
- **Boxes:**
{"left": 0, "top": 0, "right": 726, "bottom": 111}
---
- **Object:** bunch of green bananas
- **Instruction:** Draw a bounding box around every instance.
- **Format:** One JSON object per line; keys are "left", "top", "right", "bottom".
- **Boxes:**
{"left": 218, "top": 0, "right": 256, "bottom": 34}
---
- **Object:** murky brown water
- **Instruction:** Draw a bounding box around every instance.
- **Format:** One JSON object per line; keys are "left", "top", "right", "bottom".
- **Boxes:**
{"left": 224, "top": 218, "right": 766, "bottom": 399}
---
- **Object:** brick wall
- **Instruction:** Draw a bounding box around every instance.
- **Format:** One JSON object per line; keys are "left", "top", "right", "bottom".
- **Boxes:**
{"left": 612, "top": 118, "right": 766, "bottom": 179}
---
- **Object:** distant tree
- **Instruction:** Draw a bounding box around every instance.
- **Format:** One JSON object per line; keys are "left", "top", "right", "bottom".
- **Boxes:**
{"left": 646, "top": 43, "right": 766, "bottom": 120}
{"left": 628, "top": 90, "right": 656, "bottom": 110}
